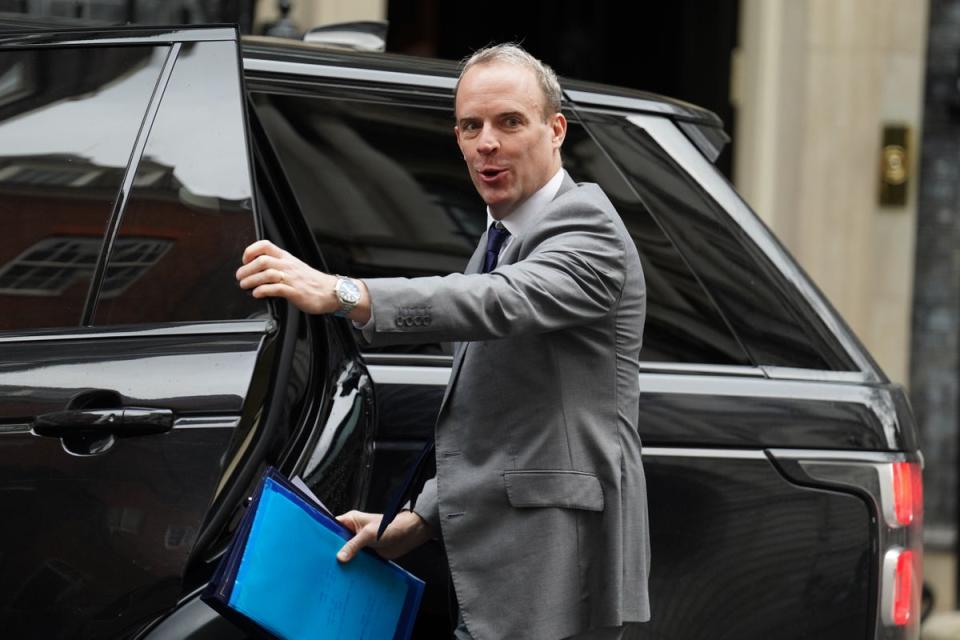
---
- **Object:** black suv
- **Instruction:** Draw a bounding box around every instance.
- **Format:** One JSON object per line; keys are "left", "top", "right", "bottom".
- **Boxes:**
{"left": 0, "top": 24, "right": 922, "bottom": 640}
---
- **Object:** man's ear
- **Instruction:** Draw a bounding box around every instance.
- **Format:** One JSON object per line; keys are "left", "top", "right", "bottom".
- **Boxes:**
{"left": 454, "top": 125, "right": 464, "bottom": 150}
{"left": 551, "top": 113, "right": 568, "bottom": 148}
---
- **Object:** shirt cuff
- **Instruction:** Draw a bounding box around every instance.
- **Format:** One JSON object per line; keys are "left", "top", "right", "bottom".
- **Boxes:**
{"left": 352, "top": 306, "right": 375, "bottom": 343}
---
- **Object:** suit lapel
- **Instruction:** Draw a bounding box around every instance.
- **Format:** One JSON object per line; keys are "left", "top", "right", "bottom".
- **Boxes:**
{"left": 439, "top": 231, "right": 488, "bottom": 415}
{"left": 497, "top": 170, "right": 576, "bottom": 267}
{"left": 439, "top": 172, "right": 577, "bottom": 417}
{"left": 464, "top": 231, "right": 487, "bottom": 276}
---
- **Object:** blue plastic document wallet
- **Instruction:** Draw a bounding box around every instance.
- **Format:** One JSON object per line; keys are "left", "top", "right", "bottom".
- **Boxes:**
{"left": 203, "top": 468, "right": 424, "bottom": 640}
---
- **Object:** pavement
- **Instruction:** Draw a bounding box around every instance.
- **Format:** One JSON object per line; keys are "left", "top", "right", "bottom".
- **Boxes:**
{"left": 924, "top": 612, "right": 960, "bottom": 639}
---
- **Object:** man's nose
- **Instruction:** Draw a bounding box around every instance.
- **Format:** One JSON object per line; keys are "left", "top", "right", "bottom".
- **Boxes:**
{"left": 476, "top": 124, "right": 499, "bottom": 154}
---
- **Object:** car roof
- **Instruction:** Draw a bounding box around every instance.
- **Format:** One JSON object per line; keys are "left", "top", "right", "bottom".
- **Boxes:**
{"left": 240, "top": 35, "right": 725, "bottom": 128}
{"left": 0, "top": 15, "right": 724, "bottom": 130}
{"left": 0, "top": 11, "right": 112, "bottom": 30}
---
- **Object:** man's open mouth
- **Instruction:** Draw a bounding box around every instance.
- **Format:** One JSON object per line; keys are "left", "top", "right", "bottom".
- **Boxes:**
{"left": 479, "top": 168, "right": 507, "bottom": 180}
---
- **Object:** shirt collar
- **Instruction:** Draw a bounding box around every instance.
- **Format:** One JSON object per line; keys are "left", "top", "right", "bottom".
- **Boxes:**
{"left": 485, "top": 168, "right": 565, "bottom": 238}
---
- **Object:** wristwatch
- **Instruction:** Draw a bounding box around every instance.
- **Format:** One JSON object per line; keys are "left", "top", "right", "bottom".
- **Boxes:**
{"left": 333, "top": 276, "right": 362, "bottom": 317}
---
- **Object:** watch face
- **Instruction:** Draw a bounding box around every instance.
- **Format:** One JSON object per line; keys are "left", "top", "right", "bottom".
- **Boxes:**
{"left": 339, "top": 279, "right": 361, "bottom": 304}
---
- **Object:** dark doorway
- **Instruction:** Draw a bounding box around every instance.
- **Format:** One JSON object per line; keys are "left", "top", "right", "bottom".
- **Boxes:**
{"left": 386, "top": 0, "right": 740, "bottom": 177}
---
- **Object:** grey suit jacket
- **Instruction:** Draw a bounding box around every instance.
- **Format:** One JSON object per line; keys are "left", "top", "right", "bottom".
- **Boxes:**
{"left": 363, "top": 172, "right": 650, "bottom": 640}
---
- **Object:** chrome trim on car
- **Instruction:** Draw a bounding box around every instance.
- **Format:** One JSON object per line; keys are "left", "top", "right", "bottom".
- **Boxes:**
{"left": 0, "top": 319, "right": 274, "bottom": 343}
{"left": 59, "top": 28, "right": 237, "bottom": 45}
{"left": 625, "top": 114, "right": 881, "bottom": 383}
{"left": 366, "top": 364, "right": 891, "bottom": 406}
{"left": 0, "top": 416, "right": 239, "bottom": 437}
{"left": 641, "top": 447, "right": 767, "bottom": 460}
{"left": 564, "top": 90, "right": 678, "bottom": 117}
{"left": 760, "top": 366, "right": 872, "bottom": 383}
{"left": 367, "top": 364, "right": 451, "bottom": 386}
{"left": 365, "top": 364, "right": 772, "bottom": 386}
{"left": 243, "top": 57, "right": 456, "bottom": 90}
{"left": 174, "top": 416, "right": 241, "bottom": 430}
{"left": 879, "top": 548, "right": 903, "bottom": 627}
{"left": 637, "top": 362, "right": 763, "bottom": 377}
{"left": 875, "top": 463, "right": 903, "bottom": 529}
{"left": 0, "top": 27, "right": 237, "bottom": 48}
{"left": 766, "top": 449, "right": 913, "bottom": 464}
{"left": 365, "top": 358, "right": 766, "bottom": 379}
{"left": 362, "top": 353, "right": 454, "bottom": 368}
{"left": 367, "top": 365, "right": 901, "bottom": 446}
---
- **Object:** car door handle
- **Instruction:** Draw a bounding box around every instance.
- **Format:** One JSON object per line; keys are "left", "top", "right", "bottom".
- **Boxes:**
{"left": 32, "top": 407, "right": 174, "bottom": 438}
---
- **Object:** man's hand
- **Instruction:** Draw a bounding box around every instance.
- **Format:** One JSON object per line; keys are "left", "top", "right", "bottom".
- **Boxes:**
{"left": 335, "top": 510, "right": 434, "bottom": 563}
{"left": 236, "top": 240, "right": 371, "bottom": 322}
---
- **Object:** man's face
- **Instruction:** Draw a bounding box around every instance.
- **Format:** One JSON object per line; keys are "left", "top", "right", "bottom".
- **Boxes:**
{"left": 455, "top": 61, "right": 567, "bottom": 219}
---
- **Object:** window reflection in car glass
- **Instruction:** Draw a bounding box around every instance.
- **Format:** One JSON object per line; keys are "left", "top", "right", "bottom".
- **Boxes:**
{"left": 562, "top": 126, "right": 750, "bottom": 365}
{"left": 585, "top": 119, "right": 847, "bottom": 370}
{"left": 0, "top": 45, "right": 163, "bottom": 332}
{"left": 93, "top": 42, "right": 264, "bottom": 325}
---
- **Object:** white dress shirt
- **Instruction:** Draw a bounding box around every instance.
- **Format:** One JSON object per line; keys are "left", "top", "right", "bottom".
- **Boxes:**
{"left": 485, "top": 167, "right": 565, "bottom": 258}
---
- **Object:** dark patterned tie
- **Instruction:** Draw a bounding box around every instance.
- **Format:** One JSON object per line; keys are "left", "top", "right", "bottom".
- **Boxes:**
{"left": 482, "top": 221, "right": 511, "bottom": 273}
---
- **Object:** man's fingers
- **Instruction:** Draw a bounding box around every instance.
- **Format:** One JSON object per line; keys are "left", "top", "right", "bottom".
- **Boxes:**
{"left": 249, "top": 283, "right": 289, "bottom": 299}
{"left": 335, "top": 511, "right": 362, "bottom": 532}
{"left": 337, "top": 526, "right": 375, "bottom": 563}
{"left": 241, "top": 239, "right": 283, "bottom": 265}
{"left": 236, "top": 253, "right": 281, "bottom": 283}
{"left": 238, "top": 267, "right": 286, "bottom": 291}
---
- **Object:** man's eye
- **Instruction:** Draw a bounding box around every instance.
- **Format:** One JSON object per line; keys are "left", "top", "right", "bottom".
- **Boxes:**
{"left": 462, "top": 121, "right": 480, "bottom": 132}
{"left": 504, "top": 117, "right": 521, "bottom": 127}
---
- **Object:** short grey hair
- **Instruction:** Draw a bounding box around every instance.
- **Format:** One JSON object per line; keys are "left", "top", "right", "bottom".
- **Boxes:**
{"left": 454, "top": 43, "right": 562, "bottom": 120}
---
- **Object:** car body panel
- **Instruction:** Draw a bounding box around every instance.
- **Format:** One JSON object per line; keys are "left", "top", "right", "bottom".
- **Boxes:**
{"left": 0, "top": 24, "right": 276, "bottom": 638}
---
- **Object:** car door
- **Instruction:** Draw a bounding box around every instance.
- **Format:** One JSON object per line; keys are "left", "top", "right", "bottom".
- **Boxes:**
{"left": 0, "top": 26, "right": 278, "bottom": 639}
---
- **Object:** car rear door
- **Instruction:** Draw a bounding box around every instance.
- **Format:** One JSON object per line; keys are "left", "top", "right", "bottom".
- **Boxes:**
{"left": 0, "top": 25, "right": 275, "bottom": 638}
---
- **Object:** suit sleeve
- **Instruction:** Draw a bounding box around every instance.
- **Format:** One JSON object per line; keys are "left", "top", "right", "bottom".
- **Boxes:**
{"left": 361, "top": 188, "right": 627, "bottom": 345}
{"left": 411, "top": 477, "right": 441, "bottom": 531}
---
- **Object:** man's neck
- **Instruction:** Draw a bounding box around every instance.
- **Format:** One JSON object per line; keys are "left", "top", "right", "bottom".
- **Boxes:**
{"left": 486, "top": 168, "right": 565, "bottom": 237}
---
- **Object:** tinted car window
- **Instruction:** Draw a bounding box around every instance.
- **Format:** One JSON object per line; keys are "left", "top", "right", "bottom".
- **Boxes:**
{"left": 584, "top": 115, "right": 856, "bottom": 370}
{"left": 93, "top": 42, "right": 263, "bottom": 325}
{"left": 0, "top": 45, "right": 163, "bottom": 332}
{"left": 254, "top": 92, "right": 749, "bottom": 364}
{"left": 253, "top": 92, "right": 482, "bottom": 356}
{"left": 562, "top": 125, "right": 749, "bottom": 364}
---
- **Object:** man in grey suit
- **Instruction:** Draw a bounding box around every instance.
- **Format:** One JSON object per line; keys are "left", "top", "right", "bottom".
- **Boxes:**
{"left": 237, "top": 44, "right": 650, "bottom": 640}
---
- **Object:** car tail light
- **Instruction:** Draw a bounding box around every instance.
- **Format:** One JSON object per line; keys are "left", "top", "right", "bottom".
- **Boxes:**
{"left": 884, "top": 548, "right": 918, "bottom": 627}
{"left": 892, "top": 462, "right": 922, "bottom": 526}
{"left": 893, "top": 550, "right": 915, "bottom": 625}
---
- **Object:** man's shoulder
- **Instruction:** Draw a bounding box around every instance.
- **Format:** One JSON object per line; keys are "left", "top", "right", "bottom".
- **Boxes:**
{"left": 519, "top": 181, "right": 625, "bottom": 255}
{"left": 548, "top": 180, "right": 618, "bottom": 222}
